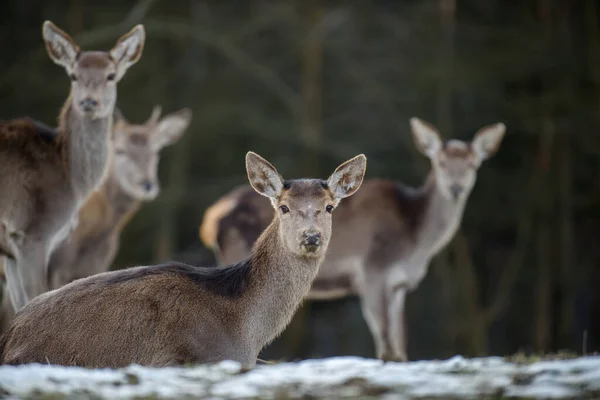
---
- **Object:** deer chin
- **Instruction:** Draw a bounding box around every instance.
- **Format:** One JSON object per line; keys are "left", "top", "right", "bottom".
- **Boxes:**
{"left": 297, "top": 243, "right": 325, "bottom": 259}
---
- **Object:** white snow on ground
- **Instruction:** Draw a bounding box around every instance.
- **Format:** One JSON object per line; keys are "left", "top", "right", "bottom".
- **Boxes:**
{"left": 1, "top": 355, "right": 600, "bottom": 399}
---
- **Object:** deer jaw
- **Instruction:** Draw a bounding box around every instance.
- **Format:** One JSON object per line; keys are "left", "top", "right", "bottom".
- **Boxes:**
{"left": 111, "top": 107, "right": 192, "bottom": 200}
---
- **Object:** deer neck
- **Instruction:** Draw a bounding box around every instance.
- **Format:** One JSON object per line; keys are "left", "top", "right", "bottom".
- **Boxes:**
{"left": 58, "top": 94, "right": 113, "bottom": 204}
{"left": 413, "top": 172, "right": 469, "bottom": 259}
{"left": 244, "top": 216, "right": 323, "bottom": 348}
{"left": 101, "top": 168, "right": 141, "bottom": 231}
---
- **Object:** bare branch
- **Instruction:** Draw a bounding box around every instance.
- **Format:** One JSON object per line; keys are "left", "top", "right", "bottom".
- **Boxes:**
{"left": 143, "top": 19, "right": 303, "bottom": 124}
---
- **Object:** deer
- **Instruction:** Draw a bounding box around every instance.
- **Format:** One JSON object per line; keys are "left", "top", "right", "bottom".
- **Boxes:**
{"left": 46, "top": 106, "right": 192, "bottom": 290}
{"left": 0, "top": 152, "right": 367, "bottom": 368}
{"left": 0, "top": 21, "right": 145, "bottom": 311}
{"left": 199, "top": 118, "right": 505, "bottom": 362}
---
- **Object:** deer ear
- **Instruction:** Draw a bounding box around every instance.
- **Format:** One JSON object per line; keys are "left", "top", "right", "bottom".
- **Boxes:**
{"left": 410, "top": 117, "right": 442, "bottom": 159}
{"left": 110, "top": 25, "right": 145, "bottom": 81}
{"left": 472, "top": 123, "right": 505, "bottom": 162}
{"left": 246, "top": 152, "right": 284, "bottom": 200}
{"left": 327, "top": 154, "right": 367, "bottom": 201}
{"left": 152, "top": 108, "right": 192, "bottom": 149}
{"left": 42, "top": 21, "right": 80, "bottom": 70}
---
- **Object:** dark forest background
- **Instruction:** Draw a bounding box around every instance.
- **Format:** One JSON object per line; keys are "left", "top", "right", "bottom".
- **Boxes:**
{"left": 1, "top": 0, "right": 599, "bottom": 361}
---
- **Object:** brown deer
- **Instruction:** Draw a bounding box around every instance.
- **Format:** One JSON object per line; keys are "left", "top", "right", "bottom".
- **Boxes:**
{"left": 47, "top": 106, "right": 192, "bottom": 290}
{"left": 200, "top": 118, "right": 505, "bottom": 362}
{"left": 0, "top": 152, "right": 367, "bottom": 368}
{"left": 0, "top": 21, "right": 145, "bottom": 311}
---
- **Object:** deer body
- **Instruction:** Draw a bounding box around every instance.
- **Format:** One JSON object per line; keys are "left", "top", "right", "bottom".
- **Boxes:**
{"left": 0, "top": 21, "right": 145, "bottom": 311}
{"left": 47, "top": 107, "right": 192, "bottom": 289}
{"left": 200, "top": 118, "right": 505, "bottom": 361}
{"left": 0, "top": 152, "right": 367, "bottom": 368}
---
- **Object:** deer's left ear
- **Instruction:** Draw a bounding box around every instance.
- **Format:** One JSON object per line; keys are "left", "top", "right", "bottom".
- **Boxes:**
{"left": 152, "top": 108, "right": 192, "bottom": 149}
{"left": 472, "top": 123, "right": 505, "bottom": 162}
{"left": 327, "top": 154, "right": 367, "bottom": 202}
{"left": 110, "top": 24, "right": 145, "bottom": 81}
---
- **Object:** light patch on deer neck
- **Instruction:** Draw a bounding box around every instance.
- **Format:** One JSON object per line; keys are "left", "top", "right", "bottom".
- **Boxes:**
{"left": 243, "top": 215, "right": 324, "bottom": 350}
{"left": 413, "top": 172, "right": 469, "bottom": 262}
{"left": 101, "top": 172, "right": 141, "bottom": 232}
{"left": 60, "top": 95, "right": 113, "bottom": 204}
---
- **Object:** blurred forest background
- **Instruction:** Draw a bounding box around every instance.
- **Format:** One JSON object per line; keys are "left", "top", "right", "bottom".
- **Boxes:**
{"left": 1, "top": 0, "right": 599, "bottom": 361}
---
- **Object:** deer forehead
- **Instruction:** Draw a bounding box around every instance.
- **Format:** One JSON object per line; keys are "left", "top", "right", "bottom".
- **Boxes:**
{"left": 76, "top": 52, "right": 114, "bottom": 70}
{"left": 279, "top": 180, "right": 333, "bottom": 207}
{"left": 441, "top": 140, "right": 474, "bottom": 160}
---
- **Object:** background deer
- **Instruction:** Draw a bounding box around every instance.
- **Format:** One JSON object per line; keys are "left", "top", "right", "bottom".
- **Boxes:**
{"left": 0, "top": 152, "right": 367, "bottom": 368}
{"left": 200, "top": 118, "right": 505, "bottom": 362}
{"left": 0, "top": 21, "right": 144, "bottom": 311}
{"left": 47, "top": 106, "right": 192, "bottom": 290}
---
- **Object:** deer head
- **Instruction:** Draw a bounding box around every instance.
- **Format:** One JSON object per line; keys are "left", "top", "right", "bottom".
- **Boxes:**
{"left": 111, "top": 107, "right": 192, "bottom": 200}
{"left": 42, "top": 21, "right": 145, "bottom": 119}
{"left": 410, "top": 117, "right": 505, "bottom": 202}
{"left": 246, "top": 152, "right": 367, "bottom": 258}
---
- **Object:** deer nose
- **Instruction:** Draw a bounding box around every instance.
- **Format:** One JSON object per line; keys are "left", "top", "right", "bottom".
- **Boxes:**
{"left": 303, "top": 230, "right": 321, "bottom": 246}
{"left": 79, "top": 98, "right": 98, "bottom": 112}
{"left": 450, "top": 184, "right": 463, "bottom": 199}
{"left": 141, "top": 180, "right": 154, "bottom": 193}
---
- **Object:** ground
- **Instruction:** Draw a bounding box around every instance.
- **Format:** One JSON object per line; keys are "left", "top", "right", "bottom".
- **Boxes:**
{"left": 1, "top": 356, "right": 600, "bottom": 399}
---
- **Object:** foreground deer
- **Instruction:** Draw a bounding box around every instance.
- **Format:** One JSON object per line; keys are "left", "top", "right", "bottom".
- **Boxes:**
{"left": 0, "top": 21, "right": 144, "bottom": 310}
{"left": 0, "top": 152, "right": 367, "bottom": 368}
{"left": 47, "top": 106, "right": 192, "bottom": 290}
{"left": 200, "top": 118, "right": 505, "bottom": 361}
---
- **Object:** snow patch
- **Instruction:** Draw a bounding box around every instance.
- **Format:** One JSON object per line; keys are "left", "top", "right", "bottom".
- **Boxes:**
{"left": 1, "top": 356, "right": 599, "bottom": 399}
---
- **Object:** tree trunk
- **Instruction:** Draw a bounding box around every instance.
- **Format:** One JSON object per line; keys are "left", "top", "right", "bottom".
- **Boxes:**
{"left": 301, "top": 0, "right": 324, "bottom": 173}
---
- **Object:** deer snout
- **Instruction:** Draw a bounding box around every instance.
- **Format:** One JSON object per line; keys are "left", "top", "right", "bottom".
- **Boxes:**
{"left": 302, "top": 230, "right": 322, "bottom": 250}
{"left": 450, "top": 184, "right": 464, "bottom": 199}
{"left": 79, "top": 98, "right": 98, "bottom": 113}
{"left": 141, "top": 180, "right": 154, "bottom": 193}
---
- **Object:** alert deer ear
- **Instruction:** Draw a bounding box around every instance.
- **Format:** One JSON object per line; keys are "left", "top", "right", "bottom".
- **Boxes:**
{"left": 152, "top": 108, "right": 192, "bottom": 149}
{"left": 327, "top": 154, "right": 367, "bottom": 202}
{"left": 246, "top": 152, "right": 284, "bottom": 200}
{"left": 410, "top": 117, "right": 442, "bottom": 159}
{"left": 42, "top": 21, "right": 80, "bottom": 70}
{"left": 110, "top": 24, "right": 145, "bottom": 81}
{"left": 472, "top": 123, "right": 506, "bottom": 162}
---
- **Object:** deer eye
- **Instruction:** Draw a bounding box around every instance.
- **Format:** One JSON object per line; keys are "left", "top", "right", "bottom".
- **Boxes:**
{"left": 107, "top": 73, "right": 116, "bottom": 81}
{"left": 326, "top": 205, "right": 334, "bottom": 213}
{"left": 279, "top": 205, "right": 290, "bottom": 214}
{"left": 69, "top": 73, "right": 77, "bottom": 82}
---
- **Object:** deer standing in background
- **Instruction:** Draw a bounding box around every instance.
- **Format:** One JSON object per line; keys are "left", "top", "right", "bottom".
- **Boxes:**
{"left": 47, "top": 106, "right": 192, "bottom": 290}
{"left": 200, "top": 118, "right": 505, "bottom": 362}
{"left": 0, "top": 152, "right": 367, "bottom": 368}
{"left": 0, "top": 21, "right": 145, "bottom": 310}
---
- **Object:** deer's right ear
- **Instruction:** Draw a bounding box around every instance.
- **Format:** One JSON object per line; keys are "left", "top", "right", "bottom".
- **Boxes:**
{"left": 110, "top": 25, "right": 145, "bottom": 81}
{"left": 42, "top": 21, "right": 80, "bottom": 69}
{"left": 246, "top": 152, "right": 284, "bottom": 200}
{"left": 410, "top": 117, "right": 442, "bottom": 159}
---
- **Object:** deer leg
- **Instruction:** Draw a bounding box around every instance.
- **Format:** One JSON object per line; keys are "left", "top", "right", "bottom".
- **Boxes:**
{"left": 387, "top": 285, "right": 408, "bottom": 361}
{"left": 3, "top": 257, "right": 27, "bottom": 311}
{"left": 0, "top": 281, "right": 16, "bottom": 335}
{"left": 359, "top": 277, "right": 394, "bottom": 360}
{"left": 14, "top": 240, "right": 50, "bottom": 307}
{"left": 50, "top": 235, "right": 114, "bottom": 290}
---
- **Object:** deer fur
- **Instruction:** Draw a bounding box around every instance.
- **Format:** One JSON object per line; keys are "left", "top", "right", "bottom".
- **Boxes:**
{"left": 46, "top": 106, "right": 192, "bottom": 290}
{"left": 0, "top": 152, "right": 367, "bottom": 368}
{"left": 199, "top": 118, "right": 505, "bottom": 361}
{"left": 0, "top": 21, "right": 145, "bottom": 311}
